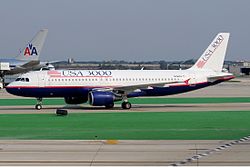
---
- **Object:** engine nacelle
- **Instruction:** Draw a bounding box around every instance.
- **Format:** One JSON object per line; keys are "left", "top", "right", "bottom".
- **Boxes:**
{"left": 64, "top": 96, "right": 88, "bottom": 104}
{"left": 88, "top": 91, "right": 122, "bottom": 106}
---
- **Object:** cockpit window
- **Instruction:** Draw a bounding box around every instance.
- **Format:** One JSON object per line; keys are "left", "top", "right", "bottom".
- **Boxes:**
{"left": 15, "top": 78, "right": 30, "bottom": 82}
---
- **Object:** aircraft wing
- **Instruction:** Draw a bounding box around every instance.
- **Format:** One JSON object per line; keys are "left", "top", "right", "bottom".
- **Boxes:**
{"left": 20, "top": 60, "right": 40, "bottom": 68}
{"left": 5, "top": 66, "right": 26, "bottom": 75}
{"left": 114, "top": 81, "right": 180, "bottom": 93}
{"left": 92, "top": 80, "right": 186, "bottom": 94}
{"left": 5, "top": 60, "right": 40, "bottom": 75}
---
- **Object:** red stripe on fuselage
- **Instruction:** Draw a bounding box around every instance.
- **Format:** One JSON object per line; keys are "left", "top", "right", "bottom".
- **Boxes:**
{"left": 48, "top": 76, "right": 113, "bottom": 78}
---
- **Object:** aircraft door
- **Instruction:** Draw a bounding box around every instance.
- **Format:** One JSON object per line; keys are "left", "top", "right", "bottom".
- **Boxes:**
{"left": 37, "top": 73, "right": 46, "bottom": 87}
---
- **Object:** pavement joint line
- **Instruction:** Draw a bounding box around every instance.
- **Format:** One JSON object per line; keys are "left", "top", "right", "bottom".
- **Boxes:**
{"left": 170, "top": 135, "right": 250, "bottom": 166}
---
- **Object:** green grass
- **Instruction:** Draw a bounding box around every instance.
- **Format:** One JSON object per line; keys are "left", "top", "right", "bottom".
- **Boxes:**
{"left": 0, "top": 97, "right": 250, "bottom": 106}
{"left": 0, "top": 111, "right": 250, "bottom": 140}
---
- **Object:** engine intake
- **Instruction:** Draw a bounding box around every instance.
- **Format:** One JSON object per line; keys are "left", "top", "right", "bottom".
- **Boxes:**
{"left": 88, "top": 91, "right": 122, "bottom": 106}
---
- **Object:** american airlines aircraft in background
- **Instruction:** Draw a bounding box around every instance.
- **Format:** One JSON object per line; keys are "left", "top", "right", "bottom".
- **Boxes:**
{"left": 6, "top": 33, "right": 234, "bottom": 110}
{"left": 0, "top": 29, "right": 48, "bottom": 76}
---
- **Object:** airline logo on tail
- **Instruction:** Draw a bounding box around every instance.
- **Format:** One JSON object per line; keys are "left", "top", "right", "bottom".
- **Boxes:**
{"left": 196, "top": 35, "right": 224, "bottom": 68}
{"left": 24, "top": 44, "right": 38, "bottom": 56}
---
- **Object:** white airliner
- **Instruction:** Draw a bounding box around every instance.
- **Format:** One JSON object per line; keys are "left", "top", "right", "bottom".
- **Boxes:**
{"left": 0, "top": 29, "right": 48, "bottom": 76}
{"left": 6, "top": 33, "right": 234, "bottom": 110}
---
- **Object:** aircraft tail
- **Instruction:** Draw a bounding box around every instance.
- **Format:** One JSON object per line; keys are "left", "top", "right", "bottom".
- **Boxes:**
{"left": 189, "top": 33, "right": 230, "bottom": 72}
{"left": 16, "top": 29, "right": 48, "bottom": 61}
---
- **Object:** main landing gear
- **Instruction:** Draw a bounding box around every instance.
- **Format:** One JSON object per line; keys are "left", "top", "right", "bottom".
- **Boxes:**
{"left": 105, "top": 101, "right": 131, "bottom": 109}
{"left": 121, "top": 101, "right": 131, "bottom": 109}
{"left": 35, "top": 97, "right": 43, "bottom": 110}
{"left": 121, "top": 95, "right": 131, "bottom": 109}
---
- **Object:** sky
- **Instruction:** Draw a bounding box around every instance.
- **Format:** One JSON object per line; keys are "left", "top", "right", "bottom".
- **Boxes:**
{"left": 0, "top": 0, "right": 250, "bottom": 62}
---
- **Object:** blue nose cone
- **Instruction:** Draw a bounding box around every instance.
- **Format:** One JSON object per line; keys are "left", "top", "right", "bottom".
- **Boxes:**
{"left": 5, "top": 86, "right": 18, "bottom": 96}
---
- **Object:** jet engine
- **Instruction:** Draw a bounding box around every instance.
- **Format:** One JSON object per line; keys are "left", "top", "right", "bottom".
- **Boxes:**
{"left": 88, "top": 91, "right": 122, "bottom": 108}
{"left": 64, "top": 96, "right": 88, "bottom": 104}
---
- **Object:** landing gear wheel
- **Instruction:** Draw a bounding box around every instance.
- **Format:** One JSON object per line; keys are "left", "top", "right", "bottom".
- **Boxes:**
{"left": 105, "top": 103, "right": 114, "bottom": 109}
{"left": 35, "top": 97, "right": 43, "bottom": 110}
{"left": 121, "top": 102, "right": 131, "bottom": 109}
{"left": 35, "top": 104, "right": 42, "bottom": 110}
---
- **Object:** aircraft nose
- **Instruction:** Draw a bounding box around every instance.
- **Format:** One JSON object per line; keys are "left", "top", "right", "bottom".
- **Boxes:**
{"left": 5, "top": 84, "right": 13, "bottom": 94}
{"left": 5, "top": 83, "right": 19, "bottom": 96}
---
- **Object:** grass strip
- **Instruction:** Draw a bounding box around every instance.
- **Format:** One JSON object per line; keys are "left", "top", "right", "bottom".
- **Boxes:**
{"left": 0, "top": 111, "right": 249, "bottom": 140}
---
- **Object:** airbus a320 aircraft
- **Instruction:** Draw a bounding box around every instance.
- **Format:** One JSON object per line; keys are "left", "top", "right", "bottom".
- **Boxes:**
{"left": 6, "top": 33, "right": 234, "bottom": 110}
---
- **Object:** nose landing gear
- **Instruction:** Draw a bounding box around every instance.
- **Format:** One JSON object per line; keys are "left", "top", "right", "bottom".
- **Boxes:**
{"left": 35, "top": 97, "right": 43, "bottom": 110}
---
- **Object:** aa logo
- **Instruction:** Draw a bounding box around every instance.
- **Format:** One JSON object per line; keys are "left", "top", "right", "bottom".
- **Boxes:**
{"left": 24, "top": 44, "right": 38, "bottom": 56}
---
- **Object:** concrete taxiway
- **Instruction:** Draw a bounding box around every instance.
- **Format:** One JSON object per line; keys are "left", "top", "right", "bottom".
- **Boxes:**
{"left": 0, "top": 140, "right": 250, "bottom": 166}
{"left": 0, "top": 79, "right": 250, "bottom": 166}
{"left": 1, "top": 103, "right": 250, "bottom": 114}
